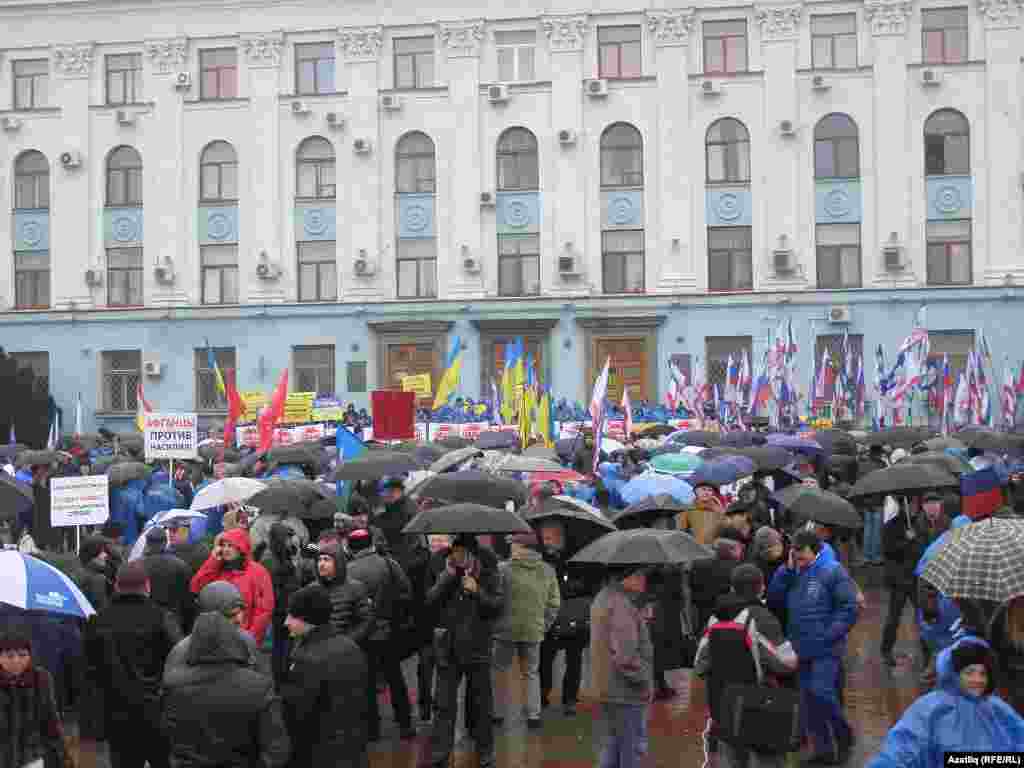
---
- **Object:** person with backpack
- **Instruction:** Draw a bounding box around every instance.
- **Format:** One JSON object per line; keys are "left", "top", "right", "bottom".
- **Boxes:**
{"left": 695, "top": 564, "right": 798, "bottom": 768}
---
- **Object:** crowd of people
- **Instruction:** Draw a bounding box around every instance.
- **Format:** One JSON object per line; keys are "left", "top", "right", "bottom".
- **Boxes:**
{"left": 2, "top": 427, "right": 1024, "bottom": 768}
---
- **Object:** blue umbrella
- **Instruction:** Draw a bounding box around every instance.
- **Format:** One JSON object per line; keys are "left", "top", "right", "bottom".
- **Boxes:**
{"left": 716, "top": 454, "right": 757, "bottom": 477}
{"left": 689, "top": 459, "right": 749, "bottom": 487}
{"left": 767, "top": 433, "right": 825, "bottom": 457}
{"left": 0, "top": 551, "right": 96, "bottom": 618}
{"left": 620, "top": 473, "right": 695, "bottom": 506}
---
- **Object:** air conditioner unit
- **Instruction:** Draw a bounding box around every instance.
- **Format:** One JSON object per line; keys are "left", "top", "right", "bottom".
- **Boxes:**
{"left": 585, "top": 79, "right": 609, "bottom": 98}
{"left": 812, "top": 75, "right": 830, "bottom": 91}
{"left": 380, "top": 94, "right": 403, "bottom": 111}
{"left": 779, "top": 119, "right": 796, "bottom": 137}
{"left": 143, "top": 360, "right": 163, "bottom": 378}
{"left": 827, "top": 305, "right": 852, "bottom": 324}
{"left": 2, "top": 116, "right": 22, "bottom": 132}
{"left": 154, "top": 264, "right": 175, "bottom": 284}
{"left": 883, "top": 233, "right": 903, "bottom": 270}
{"left": 353, "top": 138, "right": 371, "bottom": 154}
{"left": 463, "top": 256, "right": 481, "bottom": 273}
{"left": 60, "top": 151, "right": 82, "bottom": 169}
{"left": 325, "top": 112, "right": 345, "bottom": 129}
{"left": 291, "top": 100, "right": 311, "bottom": 115}
{"left": 480, "top": 191, "right": 495, "bottom": 207}
{"left": 701, "top": 79, "right": 721, "bottom": 96}
{"left": 116, "top": 110, "right": 134, "bottom": 126}
{"left": 174, "top": 72, "right": 192, "bottom": 90}
{"left": 921, "top": 69, "right": 941, "bottom": 87}
{"left": 557, "top": 128, "right": 577, "bottom": 146}
{"left": 488, "top": 84, "right": 509, "bottom": 103}
{"left": 256, "top": 261, "right": 281, "bottom": 280}
{"left": 558, "top": 256, "right": 578, "bottom": 275}
{"left": 84, "top": 268, "right": 103, "bottom": 287}
{"left": 353, "top": 252, "right": 376, "bottom": 276}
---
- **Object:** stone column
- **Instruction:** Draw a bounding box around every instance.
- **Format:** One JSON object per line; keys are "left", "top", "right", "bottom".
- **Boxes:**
{"left": 978, "top": 0, "right": 1023, "bottom": 284}
{"left": 865, "top": 0, "right": 915, "bottom": 286}
{"left": 756, "top": 4, "right": 804, "bottom": 290}
{"left": 648, "top": 10, "right": 695, "bottom": 292}
{"left": 440, "top": 21, "right": 485, "bottom": 299}
{"left": 240, "top": 33, "right": 285, "bottom": 304}
{"left": 50, "top": 42, "right": 95, "bottom": 310}
{"left": 338, "top": 26, "right": 384, "bottom": 301}
{"left": 541, "top": 14, "right": 589, "bottom": 295}
{"left": 143, "top": 36, "right": 189, "bottom": 307}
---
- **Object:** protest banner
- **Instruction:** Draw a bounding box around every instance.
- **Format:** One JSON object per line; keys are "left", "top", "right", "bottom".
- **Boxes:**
{"left": 282, "top": 392, "right": 315, "bottom": 424}
{"left": 311, "top": 397, "right": 344, "bottom": 422}
{"left": 50, "top": 475, "right": 110, "bottom": 528}
{"left": 401, "top": 374, "right": 432, "bottom": 398}
{"left": 240, "top": 390, "right": 267, "bottom": 416}
{"left": 144, "top": 413, "right": 198, "bottom": 460}
{"left": 372, "top": 390, "right": 416, "bottom": 440}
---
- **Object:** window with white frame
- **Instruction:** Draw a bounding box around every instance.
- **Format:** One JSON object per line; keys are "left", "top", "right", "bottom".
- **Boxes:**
{"left": 13, "top": 60, "right": 48, "bottom": 110}
{"left": 297, "top": 242, "right": 337, "bottom": 302}
{"left": 194, "top": 347, "right": 236, "bottom": 411}
{"left": 495, "top": 30, "right": 536, "bottom": 82}
{"left": 598, "top": 26, "right": 642, "bottom": 79}
{"left": 922, "top": 8, "right": 968, "bottom": 65}
{"left": 926, "top": 220, "right": 971, "bottom": 286}
{"left": 101, "top": 350, "right": 141, "bottom": 413}
{"left": 498, "top": 234, "right": 540, "bottom": 297}
{"left": 816, "top": 224, "right": 861, "bottom": 289}
{"left": 107, "top": 247, "right": 144, "bottom": 306}
{"left": 703, "top": 20, "right": 747, "bottom": 75}
{"left": 9, "top": 351, "right": 50, "bottom": 393}
{"left": 200, "top": 245, "right": 239, "bottom": 305}
{"left": 394, "top": 37, "right": 434, "bottom": 89}
{"left": 106, "top": 54, "right": 143, "bottom": 105}
{"left": 811, "top": 15, "right": 857, "bottom": 70}
{"left": 295, "top": 42, "right": 336, "bottom": 95}
{"left": 708, "top": 227, "right": 753, "bottom": 292}
{"left": 294, "top": 345, "right": 336, "bottom": 394}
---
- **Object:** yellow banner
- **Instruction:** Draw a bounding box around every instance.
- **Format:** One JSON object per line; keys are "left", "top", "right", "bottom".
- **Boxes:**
{"left": 402, "top": 374, "right": 433, "bottom": 398}
{"left": 240, "top": 391, "right": 267, "bottom": 419}
{"left": 282, "top": 391, "right": 316, "bottom": 424}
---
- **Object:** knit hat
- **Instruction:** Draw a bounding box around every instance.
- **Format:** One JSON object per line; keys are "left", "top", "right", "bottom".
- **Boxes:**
{"left": 731, "top": 563, "right": 765, "bottom": 599}
{"left": 508, "top": 530, "right": 539, "bottom": 550}
{"left": 287, "top": 584, "right": 332, "bottom": 626}
{"left": 347, "top": 528, "right": 373, "bottom": 552}
{"left": 144, "top": 526, "right": 167, "bottom": 554}
{"left": 951, "top": 640, "right": 998, "bottom": 695}
{"left": 115, "top": 560, "right": 150, "bottom": 594}
{"left": 753, "top": 526, "right": 782, "bottom": 556}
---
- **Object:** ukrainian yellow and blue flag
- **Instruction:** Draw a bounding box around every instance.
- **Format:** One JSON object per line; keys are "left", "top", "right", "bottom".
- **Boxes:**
{"left": 205, "top": 339, "right": 226, "bottom": 397}
{"left": 501, "top": 338, "right": 523, "bottom": 424}
{"left": 432, "top": 336, "right": 463, "bottom": 410}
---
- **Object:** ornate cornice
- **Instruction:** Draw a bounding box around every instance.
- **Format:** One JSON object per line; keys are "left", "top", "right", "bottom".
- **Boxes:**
{"left": 145, "top": 36, "right": 188, "bottom": 75}
{"left": 646, "top": 9, "right": 695, "bottom": 47}
{"left": 241, "top": 33, "right": 283, "bottom": 68}
{"left": 51, "top": 43, "right": 94, "bottom": 78}
{"left": 440, "top": 20, "right": 484, "bottom": 58}
{"left": 864, "top": 0, "right": 914, "bottom": 36}
{"left": 542, "top": 14, "right": 589, "bottom": 53}
{"left": 756, "top": 4, "right": 803, "bottom": 41}
{"left": 338, "top": 25, "right": 383, "bottom": 62}
{"left": 977, "top": 0, "right": 1024, "bottom": 28}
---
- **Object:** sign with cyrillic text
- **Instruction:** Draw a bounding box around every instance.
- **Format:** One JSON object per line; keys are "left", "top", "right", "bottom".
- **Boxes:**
{"left": 144, "top": 413, "right": 199, "bottom": 460}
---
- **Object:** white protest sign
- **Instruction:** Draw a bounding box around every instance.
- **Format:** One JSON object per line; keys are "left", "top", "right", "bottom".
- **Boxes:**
{"left": 50, "top": 475, "right": 110, "bottom": 528}
{"left": 144, "top": 413, "right": 199, "bottom": 460}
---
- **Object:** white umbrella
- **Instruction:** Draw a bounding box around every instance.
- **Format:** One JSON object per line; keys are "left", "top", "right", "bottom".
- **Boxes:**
{"left": 129, "top": 509, "right": 208, "bottom": 561}
{"left": 190, "top": 477, "right": 267, "bottom": 511}
{"left": 601, "top": 438, "right": 626, "bottom": 454}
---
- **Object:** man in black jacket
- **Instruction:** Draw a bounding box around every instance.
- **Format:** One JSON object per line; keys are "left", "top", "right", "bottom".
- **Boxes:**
{"left": 423, "top": 534, "right": 504, "bottom": 768}
{"left": 282, "top": 585, "right": 369, "bottom": 768}
{"left": 141, "top": 526, "right": 194, "bottom": 634}
{"left": 880, "top": 495, "right": 927, "bottom": 666}
{"left": 315, "top": 534, "right": 375, "bottom": 646}
{"left": 85, "top": 560, "right": 182, "bottom": 768}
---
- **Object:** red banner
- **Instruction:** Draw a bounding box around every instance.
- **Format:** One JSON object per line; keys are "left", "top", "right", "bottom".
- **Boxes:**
{"left": 371, "top": 390, "right": 416, "bottom": 440}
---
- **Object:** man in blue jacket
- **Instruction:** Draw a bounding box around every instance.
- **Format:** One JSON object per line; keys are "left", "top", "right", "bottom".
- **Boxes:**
{"left": 768, "top": 530, "right": 858, "bottom": 765}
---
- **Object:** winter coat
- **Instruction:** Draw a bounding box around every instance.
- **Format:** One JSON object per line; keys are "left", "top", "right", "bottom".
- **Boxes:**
{"left": 426, "top": 549, "right": 504, "bottom": 664}
{"left": 190, "top": 528, "right": 275, "bottom": 645}
{"left": 77, "top": 547, "right": 111, "bottom": 614}
{"left": 315, "top": 539, "right": 375, "bottom": 646}
{"left": 651, "top": 565, "right": 688, "bottom": 671}
{"left": 371, "top": 497, "right": 429, "bottom": 572}
{"left": 867, "top": 637, "right": 1024, "bottom": 767}
{"left": 690, "top": 555, "right": 742, "bottom": 628}
{"left": 345, "top": 548, "right": 410, "bottom": 641}
{"left": 542, "top": 551, "right": 598, "bottom": 639}
{"left": 281, "top": 625, "right": 369, "bottom": 768}
{"left": 0, "top": 666, "right": 66, "bottom": 768}
{"left": 260, "top": 551, "right": 301, "bottom": 624}
{"left": 84, "top": 592, "right": 181, "bottom": 727}
{"left": 31, "top": 481, "right": 59, "bottom": 552}
{"left": 589, "top": 581, "right": 654, "bottom": 705}
{"left": 164, "top": 583, "right": 258, "bottom": 672}
{"left": 681, "top": 497, "right": 725, "bottom": 546}
{"left": 162, "top": 613, "right": 290, "bottom": 768}
{"left": 495, "top": 548, "right": 560, "bottom": 644}
{"left": 110, "top": 478, "right": 147, "bottom": 546}
{"left": 767, "top": 547, "right": 858, "bottom": 661}
{"left": 882, "top": 505, "right": 926, "bottom": 589}
{"left": 0, "top": 609, "right": 83, "bottom": 715}
{"left": 142, "top": 551, "right": 194, "bottom": 631}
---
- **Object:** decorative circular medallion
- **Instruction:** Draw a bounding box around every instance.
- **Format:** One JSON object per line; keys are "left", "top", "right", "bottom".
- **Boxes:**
{"left": 505, "top": 199, "right": 529, "bottom": 228}
{"left": 823, "top": 189, "right": 851, "bottom": 219}
{"left": 610, "top": 196, "right": 635, "bottom": 226}
{"left": 303, "top": 208, "right": 328, "bottom": 236}
{"left": 19, "top": 220, "right": 43, "bottom": 248}
{"left": 715, "top": 192, "right": 743, "bottom": 222}
{"left": 207, "top": 212, "right": 232, "bottom": 241}
{"left": 404, "top": 203, "right": 429, "bottom": 233}
{"left": 112, "top": 214, "right": 140, "bottom": 242}
{"left": 935, "top": 185, "right": 962, "bottom": 215}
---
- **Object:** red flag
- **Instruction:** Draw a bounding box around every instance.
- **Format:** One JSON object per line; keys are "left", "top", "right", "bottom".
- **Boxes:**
{"left": 221, "top": 370, "right": 247, "bottom": 460}
{"left": 622, "top": 386, "right": 633, "bottom": 441}
{"left": 258, "top": 369, "right": 289, "bottom": 453}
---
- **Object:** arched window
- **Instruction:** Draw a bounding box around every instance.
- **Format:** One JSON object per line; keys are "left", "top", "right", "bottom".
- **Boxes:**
{"left": 106, "top": 146, "right": 143, "bottom": 206}
{"left": 395, "top": 132, "right": 436, "bottom": 194}
{"left": 705, "top": 118, "right": 750, "bottom": 184}
{"left": 600, "top": 123, "right": 643, "bottom": 188}
{"left": 496, "top": 127, "right": 539, "bottom": 191}
{"left": 199, "top": 141, "right": 238, "bottom": 203}
{"left": 814, "top": 114, "right": 859, "bottom": 179}
{"left": 925, "top": 109, "right": 970, "bottom": 175}
{"left": 296, "top": 137, "right": 336, "bottom": 200}
{"left": 14, "top": 150, "right": 49, "bottom": 210}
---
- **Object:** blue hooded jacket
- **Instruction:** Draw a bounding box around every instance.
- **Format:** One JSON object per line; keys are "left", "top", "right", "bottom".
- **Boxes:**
{"left": 767, "top": 545, "right": 858, "bottom": 661}
{"left": 867, "top": 636, "right": 1024, "bottom": 767}
{"left": 914, "top": 516, "right": 969, "bottom": 652}
{"left": 109, "top": 478, "right": 147, "bottom": 545}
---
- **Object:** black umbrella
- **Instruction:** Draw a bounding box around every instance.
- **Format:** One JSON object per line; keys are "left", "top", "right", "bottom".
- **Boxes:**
{"left": 720, "top": 432, "right": 767, "bottom": 448}
{"left": 267, "top": 443, "right": 321, "bottom": 467}
{"left": 402, "top": 502, "right": 532, "bottom": 534}
{"left": 262, "top": 478, "right": 327, "bottom": 508}
{"left": 569, "top": 529, "right": 712, "bottom": 567}
{"left": 922, "top": 436, "right": 967, "bottom": 453}
{"left": 412, "top": 470, "right": 526, "bottom": 508}
{"left": 414, "top": 444, "right": 447, "bottom": 466}
{"left": 475, "top": 431, "right": 520, "bottom": 451}
{"left": 526, "top": 496, "right": 616, "bottom": 550}
{"left": 905, "top": 451, "right": 971, "bottom": 476}
{"left": 328, "top": 451, "right": 425, "bottom": 482}
{"left": 814, "top": 429, "right": 858, "bottom": 457}
{"left": 956, "top": 430, "right": 1024, "bottom": 457}
{"left": 435, "top": 436, "right": 472, "bottom": 450}
{"left": 668, "top": 430, "right": 721, "bottom": 448}
{"left": 430, "top": 447, "right": 484, "bottom": 473}
{"left": 16, "top": 450, "right": 59, "bottom": 467}
{"left": 697, "top": 447, "right": 743, "bottom": 462}
{"left": 858, "top": 427, "right": 934, "bottom": 449}
{"left": 0, "top": 443, "right": 26, "bottom": 460}
{"left": 772, "top": 485, "right": 862, "bottom": 529}
{"left": 107, "top": 461, "right": 151, "bottom": 488}
{"left": 613, "top": 494, "right": 691, "bottom": 530}
{"left": 249, "top": 485, "right": 306, "bottom": 518}
{"left": 848, "top": 462, "right": 958, "bottom": 499}
{"left": 555, "top": 437, "right": 587, "bottom": 462}
{"left": 197, "top": 443, "right": 241, "bottom": 463}
{"left": 826, "top": 454, "right": 859, "bottom": 484}
{"left": 0, "top": 475, "right": 33, "bottom": 523}
{"left": 736, "top": 446, "right": 795, "bottom": 472}
{"left": 523, "top": 444, "right": 559, "bottom": 461}
{"left": 304, "top": 498, "right": 340, "bottom": 521}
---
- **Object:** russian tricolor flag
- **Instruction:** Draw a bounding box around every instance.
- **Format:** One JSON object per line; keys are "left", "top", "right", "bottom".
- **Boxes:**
{"left": 960, "top": 467, "right": 1003, "bottom": 521}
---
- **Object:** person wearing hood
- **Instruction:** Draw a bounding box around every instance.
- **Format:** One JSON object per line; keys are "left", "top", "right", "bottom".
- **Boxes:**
{"left": 868, "top": 636, "right": 1024, "bottom": 765}
{"left": 141, "top": 526, "right": 194, "bottom": 634}
{"left": 750, "top": 526, "right": 786, "bottom": 593}
{"left": 281, "top": 584, "right": 370, "bottom": 768}
{"left": 85, "top": 560, "right": 182, "bottom": 768}
{"left": 190, "top": 527, "right": 274, "bottom": 646}
{"left": 313, "top": 535, "right": 375, "bottom": 648}
{"left": 77, "top": 535, "right": 113, "bottom": 613}
{"left": 259, "top": 523, "right": 301, "bottom": 690}
{"left": 164, "top": 581, "right": 257, "bottom": 671}
{"left": 880, "top": 495, "right": 927, "bottom": 666}
{"left": 493, "top": 529, "right": 560, "bottom": 729}
{"left": 162, "top": 612, "right": 290, "bottom": 768}
{"left": 0, "top": 630, "right": 67, "bottom": 768}
{"left": 691, "top": 527, "right": 748, "bottom": 631}
{"left": 373, "top": 477, "right": 429, "bottom": 571}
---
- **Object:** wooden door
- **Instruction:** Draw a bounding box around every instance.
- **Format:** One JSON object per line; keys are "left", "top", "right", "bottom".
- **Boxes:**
{"left": 595, "top": 337, "right": 648, "bottom": 403}
{"left": 386, "top": 343, "right": 437, "bottom": 407}
{"left": 493, "top": 338, "right": 545, "bottom": 387}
